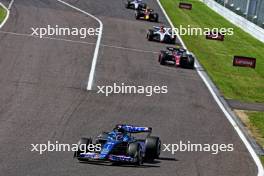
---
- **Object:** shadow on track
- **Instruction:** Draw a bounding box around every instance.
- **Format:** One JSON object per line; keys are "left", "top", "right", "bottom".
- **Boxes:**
{"left": 76, "top": 156, "right": 177, "bottom": 168}
{"left": 78, "top": 160, "right": 160, "bottom": 168}
{"left": 157, "top": 156, "right": 178, "bottom": 161}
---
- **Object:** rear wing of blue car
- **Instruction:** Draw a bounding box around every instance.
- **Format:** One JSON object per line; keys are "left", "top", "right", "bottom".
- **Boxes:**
{"left": 116, "top": 124, "right": 152, "bottom": 133}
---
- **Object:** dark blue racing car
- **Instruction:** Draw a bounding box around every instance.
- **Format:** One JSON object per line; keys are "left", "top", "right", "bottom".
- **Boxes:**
{"left": 74, "top": 124, "right": 161, "bottom": 165}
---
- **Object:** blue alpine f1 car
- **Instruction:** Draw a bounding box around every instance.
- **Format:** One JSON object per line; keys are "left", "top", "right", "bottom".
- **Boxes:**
{"left": 74, "top": 124, "right": 161, "bottom": 165}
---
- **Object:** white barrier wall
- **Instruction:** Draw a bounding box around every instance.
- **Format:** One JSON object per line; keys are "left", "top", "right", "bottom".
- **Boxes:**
{"left": 203, "top": 0, "right": 264, "bottom": 43}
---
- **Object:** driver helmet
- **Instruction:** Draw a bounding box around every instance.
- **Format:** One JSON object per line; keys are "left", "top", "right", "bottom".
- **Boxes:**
{"left": 116, "top": 125, "right": 125, "bottom": 133}
{"left": 160, "top": 25, "right": 165, "bottom": 33}
{"left": 145, "top": 6, "right": 150, "bottom": 12}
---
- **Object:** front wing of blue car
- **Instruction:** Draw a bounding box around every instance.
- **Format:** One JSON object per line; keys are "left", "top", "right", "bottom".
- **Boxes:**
{"left": 78, "top": 152, "right": 136, "bottom": 163}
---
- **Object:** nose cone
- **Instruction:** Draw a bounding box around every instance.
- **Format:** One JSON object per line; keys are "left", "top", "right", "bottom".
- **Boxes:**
{"left": 99, "top": 141, "right": 116, "bottom": 158}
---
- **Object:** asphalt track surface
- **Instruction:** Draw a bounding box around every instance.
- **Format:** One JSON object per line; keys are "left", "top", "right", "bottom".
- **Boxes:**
{"left": 0, "top": 0, "right": 258, "bottom": 175}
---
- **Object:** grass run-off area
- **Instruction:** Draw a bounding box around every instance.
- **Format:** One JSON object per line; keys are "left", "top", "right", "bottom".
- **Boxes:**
{"left": 247, "top": 111, "right": 264, "bottom": 147}
{"left": 246, "top": 111, "right": 264, "bottom": 165}
{"left": 0, "top": 5, "right": 6, "bottom": 23}
{"left": 160, "top": 0, "right": 264, "bottom": 103}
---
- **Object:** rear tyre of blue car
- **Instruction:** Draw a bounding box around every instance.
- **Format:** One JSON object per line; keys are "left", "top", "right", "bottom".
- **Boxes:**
{"left": 145, "top": 136, "right": 161, "bottom": 161}
{"left": 128, "top": 143, "right": 143, "bottom": 166}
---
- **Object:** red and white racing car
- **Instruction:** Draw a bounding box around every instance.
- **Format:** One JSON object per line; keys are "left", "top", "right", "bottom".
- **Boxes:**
{"left": 158, "top": 47, "right": 195, "bottom": 69}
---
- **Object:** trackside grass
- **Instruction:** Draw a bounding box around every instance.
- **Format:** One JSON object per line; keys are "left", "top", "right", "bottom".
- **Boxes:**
{"left": 246, "top": 111, "right": 264, "bottom": 165}
{"left": 247, "top": 112, "right": 264, "bottom": 147}
{"left": 0, "top": 5, "right": 6, "bottom": 23}
{"left": 160, "top": 0, "right": 264, "bottom": 103}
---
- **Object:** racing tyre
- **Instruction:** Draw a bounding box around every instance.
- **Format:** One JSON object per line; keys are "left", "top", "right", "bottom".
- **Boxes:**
{"left": 171, "top": 37, "right": 176, "bottom": 44}
{"left": 187, "top": 55, "right": 195, "bottom": 69}
{"left": 135, "top": 11, "right": 140, "bottom": 19}
{"left": 159, "top": 53, "right": 166, "bottom": 65}
{"left": 147, "top": 30, "right": 154, "bottom": 41}
{"left": 128, "top": 143, "right": 143, "bottom": 166}
{"left": 139, "top": 3, "right": 147, "bottom": 10}
{"left": 126, "top": 1, "right": 131, "bottom": 8}
{"left": 145, "top": 136, "right": 161, "bottom": 161}
{"left": 154, "top": 13, "right": 159, "bottom": 22}
{"left": 74, "top": 137, "right": 92, "bottom": 161}
{"left": 158, "top": 53, "right": 162, "bottom": 62}
{"left": 163, "top": 35, "right": 171, "bottom": 44}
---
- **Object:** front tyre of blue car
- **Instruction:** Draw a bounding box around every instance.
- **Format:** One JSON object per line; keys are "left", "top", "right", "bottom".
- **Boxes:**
{"left": 75, "top": 137, "right": 92, "bottom": 161}
{"left": 128, "top": 143, "right": 143, "bottom": 166}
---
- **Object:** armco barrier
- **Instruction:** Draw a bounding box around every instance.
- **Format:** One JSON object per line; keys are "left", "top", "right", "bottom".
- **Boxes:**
{"left": 203, "top": 0, "right": 264, "bottom": 43}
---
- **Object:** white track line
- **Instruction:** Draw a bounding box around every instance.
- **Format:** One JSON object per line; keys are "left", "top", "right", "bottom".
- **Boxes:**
{"left": 101, "top": 44, "right": 159, "bottom": 54}
{"left": 8, "top": 0, "right": 15, "bottom": 10}
{"left": 0, "top": 30, "right": 158, "bottom": 54}
{"left": 0, "top": 30, "right": 97, "bottom": 45}
{"left": 57, "top": 0, "right": 103, "bottom": 91}
{"left": 156, "top": 0, "right": 264, "bottom": 175}
{"left": 0, "top": 2, "right": 10, "bottom": 29}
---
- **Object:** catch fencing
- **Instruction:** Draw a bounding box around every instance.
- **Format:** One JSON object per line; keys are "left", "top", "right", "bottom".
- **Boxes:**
{"left": 214, "top": 0, "right": 264, "bottom": 28}
{"left": 203, "top": 0, "right": 264, "bottom": 43}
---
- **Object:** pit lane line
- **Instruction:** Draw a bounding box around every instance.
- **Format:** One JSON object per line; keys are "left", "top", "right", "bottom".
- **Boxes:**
{"left": 2, "top": 0, "right": 158, "bottom": 91}
{"left": 0, "top": 30, "right": 97, "bottom": 44}
{"left": 156, "top": 0, "right": 264, "bottom": 175}
{"left": 0, "top": 30, "right": 159, "bottom": 53}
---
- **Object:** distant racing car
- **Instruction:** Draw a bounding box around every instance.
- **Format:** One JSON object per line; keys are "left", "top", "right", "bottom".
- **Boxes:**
{"left": 158, "top": 47, "right": 195, "bottom": 69}
{"left": 135, "top": 8, "right": 159, "bottom": 22}
{"left": 125, "top": 0, "right": 147, "bottom": 10}
{"left": 147, "top": 26, "right": 176, "bottom": 44}
{"left": 74, "top": 124, "right": 161, "bottom": 166}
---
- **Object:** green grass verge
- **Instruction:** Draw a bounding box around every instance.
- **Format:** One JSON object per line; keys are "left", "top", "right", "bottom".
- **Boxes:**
{"left": 246, "top": 111, "right": 264, "bottom": 166}
{"left": 261, "top": 156, "right": 264, "bottom": 165}
{"left": 247, "top": 111, "right": 264, "bottom": 147}
{"left": 0, "top": 5, "right": 7, "bottom": 23}
{"left": 160, "top": 0, "right": 264, "bottom": 103}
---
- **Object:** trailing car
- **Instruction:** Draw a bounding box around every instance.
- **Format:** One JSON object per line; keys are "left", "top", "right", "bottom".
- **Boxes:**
{"left": 147, "top": 26, "right": 176, "bottom": 44}
{"left": 158, "top": 47, "right": 195, "bottom": 69}
{"left": 74, "top": 124, "right": 161, "bottom": 166}
{"left": 135, "top": 8, "right": 159, "bottom": 22}
{"left": 125, "top": 0, "right": 147, "bottom": 10}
